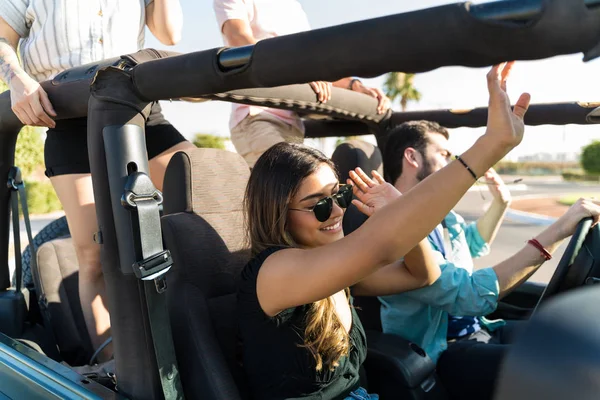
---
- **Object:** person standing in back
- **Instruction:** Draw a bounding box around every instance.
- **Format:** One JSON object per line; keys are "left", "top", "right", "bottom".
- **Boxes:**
{"left": 0, "top": 0, "right": 196, "bottom": 361}
{"left": 213, "top": 0, "right": 391, "bottom": 167}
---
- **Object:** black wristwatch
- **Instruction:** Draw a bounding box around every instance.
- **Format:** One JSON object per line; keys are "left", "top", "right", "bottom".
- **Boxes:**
{"left": 349, "top": 78, "right": 361, "bottom": 90}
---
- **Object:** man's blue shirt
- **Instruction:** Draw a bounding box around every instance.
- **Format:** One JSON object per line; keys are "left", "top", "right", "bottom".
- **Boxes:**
{"left": 379, "top": 211, "right": 500, "bottom": 362}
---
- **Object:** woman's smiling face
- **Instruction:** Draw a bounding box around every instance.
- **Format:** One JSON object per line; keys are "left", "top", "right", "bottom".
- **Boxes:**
{"left": 287, "top": 164, "right": 345, "bottom": 248}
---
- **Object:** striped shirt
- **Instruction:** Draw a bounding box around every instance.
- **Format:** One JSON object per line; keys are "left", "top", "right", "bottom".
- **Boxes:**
{"left": 0, "top": 0, "right": 154, "bottom": 82}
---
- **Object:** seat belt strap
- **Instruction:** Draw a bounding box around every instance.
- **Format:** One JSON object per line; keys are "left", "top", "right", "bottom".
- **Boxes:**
{"left": 122, "top": 171, "right": 184, "bottom": 400}
{"left": 8, "top": 167, "right": 57, "bottom": 347}
{"left": 9, "top": 174, "right": 22, "bottom": 293}
{"left": 8, "top": 166, "right": 37, "bottom": 291}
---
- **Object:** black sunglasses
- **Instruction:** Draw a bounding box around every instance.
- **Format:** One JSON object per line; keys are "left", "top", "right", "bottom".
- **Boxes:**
{"left": 289, "top": 184, "right": 354, "bottom": 222}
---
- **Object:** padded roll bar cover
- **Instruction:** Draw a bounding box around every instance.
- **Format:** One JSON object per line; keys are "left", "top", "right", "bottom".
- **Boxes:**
{"left": 0, "top": 60, "right": 118, "bottom": 130}
{"left": 0, "top": 50, "right": 179, "bottom": 129}
{"left": 132, "top": 48, "right": 260, "bottom": 101}
{"left": 87, "top": 74, "right": 161, "bottom": 397}
{"left": 304, "top": 101, "right": 600, "bottom": 142}
{"left": 364, "top": 331, "right": 438, "bottom": 389}
{"left": 251, "top": 0, "right": 600, "bottom": 85}
{"left": 133, "top": 1, "right": 600, "bottom": 106}
{"left": 494, "top": 286, "right": 600, "bottom": 400}
{"left": 44, "top": 58, "right": 121, "bottom": 120}
{"left": 209, "top": 85, "right": 386, "bottom": 124}
{"left": 0, "top": 59, "right": 118, "bottom": 129}
{"left": 6, "top": 50, "right": 179, "bottom": 124}
{"left": 304, "top": 119, "right": 374, "bottom": 138}
{"left": 389, "top": 102, "right": 600, "bottom": 129}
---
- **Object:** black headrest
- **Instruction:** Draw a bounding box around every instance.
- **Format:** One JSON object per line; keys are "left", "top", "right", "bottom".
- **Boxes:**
{"left": 163, "top": 147, "right": 249, "bottom": 216}
{"left": 331, "top": 139, "right": 383, "bottom": 182}
{"left": 331, "top": 140, "right": 383, "bottom": 238}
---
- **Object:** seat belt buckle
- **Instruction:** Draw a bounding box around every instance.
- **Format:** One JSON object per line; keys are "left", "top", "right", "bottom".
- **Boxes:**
{"left": 7, "top": 166, "right": 23, "bottom": 190}
{"left": 132, "top": 250, "right": 173, "bottom": 281}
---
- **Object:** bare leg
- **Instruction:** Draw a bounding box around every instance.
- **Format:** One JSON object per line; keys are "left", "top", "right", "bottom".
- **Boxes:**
{"left": 50, "top": 173, "right": 112, "bottom": 361}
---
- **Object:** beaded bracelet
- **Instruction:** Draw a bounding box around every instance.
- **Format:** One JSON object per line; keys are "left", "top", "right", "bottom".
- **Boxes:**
{"left": 454, "top": 155, "right": 477, "bottom": 181}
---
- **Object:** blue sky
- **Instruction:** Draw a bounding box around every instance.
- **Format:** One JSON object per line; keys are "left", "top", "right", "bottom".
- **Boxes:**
{"left": 146, "top": 0, "right": 600, "bottom": 159}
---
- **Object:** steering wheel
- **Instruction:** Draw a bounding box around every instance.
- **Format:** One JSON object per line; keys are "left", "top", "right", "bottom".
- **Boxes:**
{"left": 535, "top": 217, "right": 594, "bottom": 310}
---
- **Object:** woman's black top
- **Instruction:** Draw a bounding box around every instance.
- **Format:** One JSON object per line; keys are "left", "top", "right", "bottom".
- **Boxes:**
{"left": 238, "top": 247, "right": 367, "bottom": 400}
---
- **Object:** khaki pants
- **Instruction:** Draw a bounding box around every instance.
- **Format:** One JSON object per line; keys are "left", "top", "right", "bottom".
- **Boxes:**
{"left": 230, "top": 113, "right": 304, "bottom": 167}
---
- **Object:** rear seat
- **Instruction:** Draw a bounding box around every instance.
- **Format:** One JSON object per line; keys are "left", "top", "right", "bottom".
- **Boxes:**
{"left": 33, "top": 237, "right": 93, "bottom": 365}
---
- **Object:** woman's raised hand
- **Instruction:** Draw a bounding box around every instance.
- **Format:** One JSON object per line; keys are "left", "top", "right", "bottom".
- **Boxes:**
{"left": 347, "top": 168, "right": 401, "bottom": 217}
{"left": 485, "top": 62, "right": 531, "bottom": 150}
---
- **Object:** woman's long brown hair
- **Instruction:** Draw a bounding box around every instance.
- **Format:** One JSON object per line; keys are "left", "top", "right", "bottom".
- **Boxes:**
{"left": 244, "top": 142, "right": 350, "bottom": 371}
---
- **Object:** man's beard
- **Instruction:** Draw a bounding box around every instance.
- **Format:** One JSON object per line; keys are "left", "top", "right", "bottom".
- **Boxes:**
{"left": 416, "top": 156, "right": 435, "bottom": 182}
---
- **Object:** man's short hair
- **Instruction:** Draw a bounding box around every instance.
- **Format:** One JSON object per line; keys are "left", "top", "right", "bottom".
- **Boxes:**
{"left": 382, "top": 120, "right": 450, "bottom": 184}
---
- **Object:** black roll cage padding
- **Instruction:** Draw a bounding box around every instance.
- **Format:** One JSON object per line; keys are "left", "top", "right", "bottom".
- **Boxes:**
{"left": 302, "top": 102, "right": 600, "bottom": 142}
{"left": 387, "top": 102, "right": 600, "bottom": 130}
{"left": 131, "top": 0, "right": 600, "bottom": 102}
{"left": 218, "top": 0, "right": 600, "bottom": 70}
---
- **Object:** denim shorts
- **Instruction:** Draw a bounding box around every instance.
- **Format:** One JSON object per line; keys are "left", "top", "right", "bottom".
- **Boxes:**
{"left": 344, "top": 387, "right": 379, "bottom": 400}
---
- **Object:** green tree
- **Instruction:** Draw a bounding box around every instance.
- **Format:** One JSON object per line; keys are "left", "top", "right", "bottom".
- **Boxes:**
{"left": 15, "top": 126, "right": 44, "bottom": 177}
{"left": 193, "top": 133, "right": 226, "bottom": 149}
{"left": 581, "top": 141, "right": 600, "bottom": 175}
{"left": 383, "top": 72, "right": 422, "bottom": 111}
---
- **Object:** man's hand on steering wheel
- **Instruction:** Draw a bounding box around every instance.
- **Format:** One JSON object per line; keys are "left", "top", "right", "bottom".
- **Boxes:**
{"left": 533, "top": 198, "right": 600, "bottom": 306}
{"left": 554, "top": 198, "right": 600, "bottom": 241}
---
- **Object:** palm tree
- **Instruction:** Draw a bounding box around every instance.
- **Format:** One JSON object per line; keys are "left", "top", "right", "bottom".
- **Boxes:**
{"left": 383, "top": 72, "right": 422, "bottom": 111}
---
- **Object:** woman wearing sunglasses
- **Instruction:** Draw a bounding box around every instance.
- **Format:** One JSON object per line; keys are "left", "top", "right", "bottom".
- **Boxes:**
{"left": 238, "top": 63, "right": 531, "bottom": 400}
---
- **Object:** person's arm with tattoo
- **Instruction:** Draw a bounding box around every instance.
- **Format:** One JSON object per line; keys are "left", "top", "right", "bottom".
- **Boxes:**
{"left": 0, "top": 16, "right": 56, "bottom": 127}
